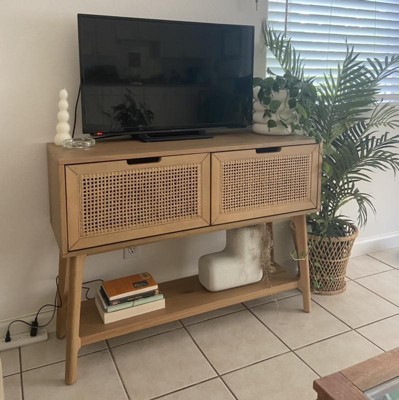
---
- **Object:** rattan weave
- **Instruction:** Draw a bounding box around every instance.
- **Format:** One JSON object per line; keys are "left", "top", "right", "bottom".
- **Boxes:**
{"left": 308, "top": 227, "right": 358, "bottom": 294}
{"left": 220, "top": 154, "right": 311, "bottom": 214}
{"left": 78, "top": 164, "right": 201, "bottom": 237}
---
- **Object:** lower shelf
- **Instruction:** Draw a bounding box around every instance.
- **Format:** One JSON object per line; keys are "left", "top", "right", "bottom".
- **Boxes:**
{"left": 80, "top": 269, "right": 299, "bottom": 346}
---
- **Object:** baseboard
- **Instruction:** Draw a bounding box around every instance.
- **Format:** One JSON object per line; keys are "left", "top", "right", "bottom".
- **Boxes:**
{"left": 351, "top": 231, "right": 399, "bottom": 257}
{"left": 0, "top": 310, "right": 56, "bottom": 341}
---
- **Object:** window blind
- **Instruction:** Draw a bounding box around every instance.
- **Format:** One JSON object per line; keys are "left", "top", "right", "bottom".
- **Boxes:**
{"left": 267, "top": 0, "right": 399, "bottom": 99}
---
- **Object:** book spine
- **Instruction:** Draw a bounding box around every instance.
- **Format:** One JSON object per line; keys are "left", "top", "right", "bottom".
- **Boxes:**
{"left": 106, "top": 294, "right": 164, "bottom": 313}
{"left": 100, "top": 286, "right": 157, "bottom": 306}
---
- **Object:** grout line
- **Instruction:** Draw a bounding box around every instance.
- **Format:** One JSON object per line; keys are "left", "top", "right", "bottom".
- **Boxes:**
{"left": 106, "top": 323, "right": 183, "bottom": 350}
{"left": 106, "top": 341, "right": 132, "bottom": 400}
{"left": 181, "top": 324, "right": 219, "bottom": 377}
{"left": 181, "top": 323, "right": 239, "bottom": 400}
{"left": 351, "top": 268, "right": 396, "bottom": 281}
{"left": 367, "top": 254, "right": 399, "bottom": 269}
{"left": 18, "top": 346, "right": 109, "bottom": 374}
{"left": 290, "top": 351, "right": 321, "bottom": 378}
{"left": 149, "top": 377, "right": 236, "bottom": 400}
{"left": 354, "top": 280, "right": 399, "bottom": 309}
{"left": 354, "top": 329, "right": 386, "bottom": 353}
{"left": 180, "top": 308, "right": 245, "bottom": 328}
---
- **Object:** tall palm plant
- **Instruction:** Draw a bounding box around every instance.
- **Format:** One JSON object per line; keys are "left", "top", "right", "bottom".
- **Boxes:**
{"left": 263, "top": 24, "right": 399, "bottom": 238}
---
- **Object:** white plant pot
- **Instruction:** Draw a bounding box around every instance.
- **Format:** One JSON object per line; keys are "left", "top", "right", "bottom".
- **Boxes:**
{"left": 252, "top": 86, "right": 291, "bottom": 136}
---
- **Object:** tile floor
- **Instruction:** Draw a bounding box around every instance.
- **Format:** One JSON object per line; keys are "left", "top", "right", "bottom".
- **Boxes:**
{"left": 2, "top": 247, "right": 399, "bottom": 400}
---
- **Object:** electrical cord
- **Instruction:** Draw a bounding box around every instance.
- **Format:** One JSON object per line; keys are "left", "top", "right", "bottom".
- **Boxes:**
{"left": 4, "top": 276, "right": 103, "bottom": 342}
{"left": 71, "top": 85, "right": 81, "bottom": 138}
{"left": 81, "top": 279, "right": 104, "bottom": 300}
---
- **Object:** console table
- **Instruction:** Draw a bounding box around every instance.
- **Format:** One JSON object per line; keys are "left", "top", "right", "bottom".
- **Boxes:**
{"left": 47, "top": 131, "right": 321, "bottom": 384}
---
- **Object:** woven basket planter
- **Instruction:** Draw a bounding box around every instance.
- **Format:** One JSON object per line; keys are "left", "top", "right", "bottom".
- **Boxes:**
{"left": 308, "top": 226, "right": 358, "bottom": 295}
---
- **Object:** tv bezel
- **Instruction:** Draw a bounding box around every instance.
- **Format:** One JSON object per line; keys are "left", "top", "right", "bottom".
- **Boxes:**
{"left": 77, "top": 13, "right": 255, "bottom": 137}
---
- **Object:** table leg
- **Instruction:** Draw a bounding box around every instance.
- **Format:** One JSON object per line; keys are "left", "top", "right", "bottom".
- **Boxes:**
{"left": 65, "top": 254, "right": 86, "bottom": 385}
{"left": 56, "top": 254, "right": 69, "bottom": 339}
{"left": 291, "top": 215, "right": 311, "bottom": 313}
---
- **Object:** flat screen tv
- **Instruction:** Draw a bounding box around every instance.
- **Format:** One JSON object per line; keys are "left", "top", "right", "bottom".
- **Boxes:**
{"left": 77, "top": 14, "right": 254, "bottom": 141}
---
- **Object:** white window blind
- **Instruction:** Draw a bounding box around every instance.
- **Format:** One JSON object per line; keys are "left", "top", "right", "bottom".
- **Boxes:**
{"left": 267, "top": 0, "right": 399, "bottom": 99}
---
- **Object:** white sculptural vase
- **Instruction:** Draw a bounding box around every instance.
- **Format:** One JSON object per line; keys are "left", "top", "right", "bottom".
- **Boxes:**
{"left": 54, "top": 89, "right": 72, "bottom": 146}
{"left": 198, "top": 225, "right": 265, "bottom": 291}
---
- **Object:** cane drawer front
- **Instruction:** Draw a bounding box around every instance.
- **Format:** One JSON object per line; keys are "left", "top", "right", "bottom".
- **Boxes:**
{"left": 65, "top": 153, "right": 210, "bottom": 250}
{"left": 211, "top": 144, "right": 320, "bottom": 224}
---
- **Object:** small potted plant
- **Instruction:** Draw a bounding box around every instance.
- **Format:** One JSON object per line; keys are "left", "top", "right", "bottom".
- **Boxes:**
{"left": 253, "top": 69, "right": 317, "bottom": 135}
{"left": 263, "top": 24, "right": 399, "bottom": 294}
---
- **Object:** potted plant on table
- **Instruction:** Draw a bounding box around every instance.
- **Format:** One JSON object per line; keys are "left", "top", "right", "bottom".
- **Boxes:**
{"left": 262, "top": 24, "right": 399, "bottom": 294}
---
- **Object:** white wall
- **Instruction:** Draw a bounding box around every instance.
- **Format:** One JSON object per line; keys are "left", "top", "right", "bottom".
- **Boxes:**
{"left": 0, "top": 0, "right": 398, "bottom": 328}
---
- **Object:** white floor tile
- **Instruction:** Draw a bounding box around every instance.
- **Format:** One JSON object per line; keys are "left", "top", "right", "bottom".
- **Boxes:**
{"left": 251, "top": 296, "right": 349, "bottom": 349}
{"left": 111, "top": 329, "right": 216, "bottom": 400}
{"left": 186, "top": 310, "right": 288, "bottom": 374}
{"left": 21, "top": 331, "right": 107, "bottom": 371}
{"left": 369, "top": 247, "right": 399, "bottom": 268}
{"left": 357, "top": 315, "right": 399, "bottom": 351}
{"left": 3, "top": 374, "right": 22, "bottom": 400}
{"left": 296, "top": 331, "right": 382, "bottom": 377}
{"left": 312, "top": 281, "right": 398, "bottom": 328}
{"left": 346, "top": 255, "right": 393, "bottom": 280}
{"left": 107, "top": 321, "right": 181, "bottom": 347}
{"left": 22, "top": 350, "right": 128, "bottom": 400}
{"left": 157, "top": 379, "right": 235, "bottom": 400}
{"left": 357, "top": 270, "right": 399, "bottom": 305}
{"left": 181, "top": 304, "right": 245, "bottom": 326}
{"left": 0, "top": 349, "right": 19, "bottom": 377}
{"left": 223, "top": 352, "right": 318, "bottom": 400}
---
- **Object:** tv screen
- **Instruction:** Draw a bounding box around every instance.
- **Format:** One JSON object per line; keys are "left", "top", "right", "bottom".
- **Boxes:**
{"left": 77, "top": 14, "right": 254, "bottom": 138}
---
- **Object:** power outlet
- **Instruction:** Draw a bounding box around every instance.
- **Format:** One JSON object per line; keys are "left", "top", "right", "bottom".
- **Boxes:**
{"left": 0, "top": 329, "right": 48, "bottom": 351}
{"left": 123, "top": 246, "right": 140, "bottom": 259}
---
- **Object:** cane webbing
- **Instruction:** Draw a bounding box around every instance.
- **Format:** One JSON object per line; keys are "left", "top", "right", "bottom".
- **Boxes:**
{"left": 220, "top": 154, "right": 311, "bottom": 214}
{"left": 78, "top": 164, "right": 201, "bottom": 237}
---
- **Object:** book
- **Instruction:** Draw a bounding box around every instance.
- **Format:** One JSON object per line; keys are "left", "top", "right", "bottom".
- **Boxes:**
{"left": 96, "top": 288, "right": 164, "bottom": 313}
{"left": 102, "top": 272, "right": 158, "bottom": 301}
{"left": 94, "top": 295, "right": 165, "bottom": 324}
{"left": 99, "top": 286, "right": 158, "bottom": 306}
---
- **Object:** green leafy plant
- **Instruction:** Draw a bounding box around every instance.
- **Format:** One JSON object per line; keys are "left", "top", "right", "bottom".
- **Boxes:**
{"left": 106, "top": 88, "right": 154, "bottom": 129}
{"left": 263, "top": 24, "right": 399, "bottom": 237}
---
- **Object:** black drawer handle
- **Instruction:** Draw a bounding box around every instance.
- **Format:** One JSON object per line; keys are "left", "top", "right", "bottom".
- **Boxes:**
{"left": 126, "top": 157, "right": 161, "bottom": 165}
{"left": 256, "top": 147, "right": 282, "bottom": 154}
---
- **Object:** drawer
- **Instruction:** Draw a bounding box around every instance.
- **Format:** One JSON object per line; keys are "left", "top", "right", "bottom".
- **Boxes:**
{"left": 65, "top": 154, "right": 210, "bottom": 250}
{"left": 211, "top": 144, "right": 321, "bottom": 224}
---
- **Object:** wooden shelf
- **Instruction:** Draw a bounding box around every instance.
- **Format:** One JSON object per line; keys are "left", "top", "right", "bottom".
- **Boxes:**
{"left": 80, "top": 268, "right": 298, "bottom": 345}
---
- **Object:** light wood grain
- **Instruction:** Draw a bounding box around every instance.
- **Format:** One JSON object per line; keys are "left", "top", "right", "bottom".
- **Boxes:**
{"left": 56, "top": 255, "right": 69, "bottom": 339}
{"left": 46, "top": 131, "right": 321, "bottom": 384}
{"left": 47, "top": 131, "right": 316, "bottom": 165}
{"left": 314, "top": 372, "right": 365, "bottom": 400}
{"left": 65, "top": 255, "right": 86, "bottom": 385}
{"left": 211, "top": 144, "right": 320, "bottom": 225}
{"left": 341, "top": 347, "right": 399, "bottom": 391}
{"left": 291, "top": 214, "right": 311, "bottom": 313}
{"left": 80, "top": 269, "right": 298, "bottom": 345}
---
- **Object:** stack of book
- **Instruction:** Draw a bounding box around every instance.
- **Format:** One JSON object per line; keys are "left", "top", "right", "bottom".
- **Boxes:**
{"left": 95, "top": 272, "right": 165, "bottom": 324}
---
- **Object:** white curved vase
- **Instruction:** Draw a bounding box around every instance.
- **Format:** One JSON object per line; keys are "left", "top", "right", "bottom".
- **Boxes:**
{"left": 198, "top": 225, "right": 264, "bottom": 291}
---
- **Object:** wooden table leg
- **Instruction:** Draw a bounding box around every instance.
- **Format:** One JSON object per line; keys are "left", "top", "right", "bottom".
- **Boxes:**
{"left": 65, "top": 254, "right": 86, "bottom": 385}
{"left": 291, "top": 215, "right": 311, "bottom": 313}
{"left": 56, "top": 254, "right": 69, "bottom": 339}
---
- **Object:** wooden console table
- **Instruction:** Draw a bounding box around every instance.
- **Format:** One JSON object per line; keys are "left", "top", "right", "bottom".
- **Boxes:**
{"left": 47, "top": 131, "right": 321, "bottom": 384}
{"left": 314, "top": 348, "right": 399, "bottom": 399}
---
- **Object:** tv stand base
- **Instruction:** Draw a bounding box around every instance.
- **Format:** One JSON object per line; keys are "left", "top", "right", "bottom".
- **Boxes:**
{"left": 136, "top": 130, "right": 212, "bottom": 142}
